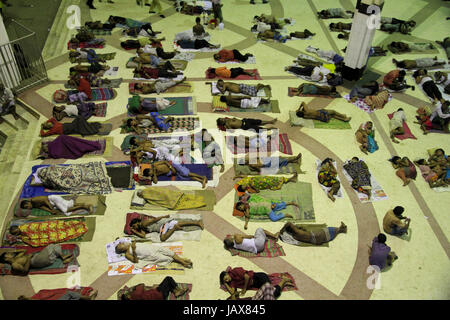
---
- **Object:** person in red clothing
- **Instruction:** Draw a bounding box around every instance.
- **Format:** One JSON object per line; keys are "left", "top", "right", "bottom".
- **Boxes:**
{"left": 213, "top": 49, "right": 254, "bottom": 63}
{"left": 383, "top": 69, "right": 415, "bottom": 91}
{"left": 119, "top": 277, "right": 188, "bottom": 300}
{"left": 40, "top": 116, "right": 103, "bottom": 137}
{"left": 77, "top": 77, "right": 92, "bottom": 100}
{"left": 220, "top": 266, "right": 276, "bottom": 296}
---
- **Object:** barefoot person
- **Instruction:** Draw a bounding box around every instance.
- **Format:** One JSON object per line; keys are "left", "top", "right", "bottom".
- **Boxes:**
{"left": 115, "top": 240, "right": 193, "bottom": 268}
{"left": 20, "top": 196, "right": 93, "bottom": 216}
{"left": 235, "top": 194, "right": 297, "bottom": 229}
{"left": 223, "top": 228, "right": 280, "bottom": 254}
{"left": 389, "top": 108, "right": 407, "bottom": 144}
{"left": 19, "top": 289, "right": 98, "bottom": 300}
{"left": 209, "top": 67, "right": 255, "bottom": 79}
{"left": 214, "top": 49, "right": 254, "bottom": 63}
{"left": 291, "top": 83, "right": 339, "bottom": 97}
{"left": 389, "top": 156, "right": 417, "bottom": 186}
{"left": 239, "top": 152, "right": 304, "bottom": 174}
{"left": 133, "top": 77, "right": 187, "bottom": 94}
{"left": 392, "top": 57, "right": 445, "bottom": 70}
{"left": 129, "top": 215, "right": 204, "bottom": 241}
{"left": 209, "top": 79, "right": 271, "bottom": 96}
{"left": 355, "top": 121, "right": 377, "bottom": 154}
{"left": 0, "top": 244, "right": 74, "bottom": 275}
{"left": 234, "top": 173, "right": 298, "bottom": 193}
{"left": 295, "top": 101, "right": 351, "bottom": 122}
{"left": 383, "top": 206, "right": 411, "bottom": 236}
{"left": 279, "top": 221, "right": 347, "bottom": 245}
{"left": 318, "top": 158, "right": 340, "bottom": 202}
{"left": 369, "top": 233, "right": 398, "bottom": 271}
{"left": 139, "top": 160, "right": 208, "bottom": 188}
{"left": 119, "top": 277, "right": 189, "bottom": 300}
{"left": 125, "top": 114, "right": 174, "bottom": 134}
{"left": 220, "top": 95, "right": 270, "bottom": 109}
{"left": 216, "top": 117, "right": 277, "bottom": 131}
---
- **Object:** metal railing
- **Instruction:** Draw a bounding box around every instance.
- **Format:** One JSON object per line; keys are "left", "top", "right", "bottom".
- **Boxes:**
{"left": 0, "top": 19, "right": 48, "bottom": 94}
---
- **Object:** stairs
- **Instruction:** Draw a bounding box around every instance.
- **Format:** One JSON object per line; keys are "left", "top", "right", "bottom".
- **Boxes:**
{"left": 0, "top": 100, "right": 40, "bottom": 232}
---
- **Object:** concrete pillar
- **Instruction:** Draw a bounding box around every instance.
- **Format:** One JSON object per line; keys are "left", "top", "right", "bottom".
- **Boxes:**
{"left": 0, "top": 14, "right": 21, "bottom": 88}
{"left": 342, "top": 0, "right": 384, "bottom": 81}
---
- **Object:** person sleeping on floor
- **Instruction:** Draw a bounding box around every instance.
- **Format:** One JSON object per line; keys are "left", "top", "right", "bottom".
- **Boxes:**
{"left": 114, "top": 240, "right": 193, "bottom": 268}
{"left": 234, "top": 174, "right": 297, "bottom": 194}
{"left": 37, "top": 135, "right": 103, "bottom": 160}
{"left": 208, "top": 67, "right": 254, "bottom": 79}
{"left": 125, "top": 114, "right": 174, "bottom": 134}
{"left": 216, "top": 117, "right": 277, "bottom": 131}
{"left": 128, "top": 215, "right": 204, "bottom": 241}
{"left": 208, "top": 79, "right": 271, "bottom": 96}
{"left": 133, "top": 64, "right": 183, "bottom": 79}
{"left": 279, "top": 221, "right": 347, "bottom": 245}
{"left": 237, "top": 152, "right": 303, "bottom": 174}
{"left": 285, "top": 65, "right": 341, "bottom": 85}
{"left": 132, "top": 77, "right": 187, "bottom": 94}
{"left": 220, "top": 96, "right": 270, "bottom": 109}
{"left": 138, "top": 160, "right": 208, "bottom": 188}
{"left": 235, "top": 193, "right": 297, "bottom": 229}
{"left": 291, "top": 83, "right": 340, "bottom": 97}
{"left": 413, "top": 69, "right": 446, "bottom": 105}
{"left": 355, "top": 121, "right": 378, "bottom": 155}
{"left": 318, "top": 158, "right": 341, "bottom": 202}
{"left": 343, "top": 157, "right": 372, "bottom": 199}
{"left": 19, "top": 195, "right": 93, "bottom": 216}
{"left": 0, "top": 244, "right": 74, "bottom": 275}
{"left": 220, "top": 266, "right": 294, "bottom": 299}
{"left": 295, "top": 101, "right": 351, "bottom": 122}
{"left": 136, "top": 187, "right": 207, "bottom": 210}
{"left": 40, "top": 116, "right": 105, "bottom": 137}
{"left": 317, "top": 8, "right": 353, "bottom": 19}
{"left": 118, "top": 277, "right": 188, "bottom": 300}
{"left": 214, "top": 49, "right": 254, "bottom": 63}
{"left": 68, "top": 48, "right": 111, "bottom": 64}
{"left": 223, "top": 227, "right": 280, "bottom": 254}
{"left": 392, "top": 57, "right": 445, "bottom": 70}
{"left": 128, "top": 95, "right": 175, "bottom": 115}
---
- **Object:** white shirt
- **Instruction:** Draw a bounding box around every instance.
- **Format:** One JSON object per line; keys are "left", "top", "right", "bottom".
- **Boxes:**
{"left": 311, "top": 66, "right": 330, "bottom": 83}
{"left": 430, "top": 102, "right": 450, "bottom": 121}
{"left": 390, "top": 110, "right": 406, "bottom": 129}
{"left": 141, "top": 44, "right": 157, "bottom": 54}
{"left": 234, "top": 238, "right": 257, "bottom": 254}
{"left": 76, "top": 48, "right": 88, "bottom": 59}
{"left": 419, "top": 76, "right": 433, "bottom": 86}
{"left": 256, "top": 22, "right": 271, "bottom": 33}
{"left": 240, "top": 97, "right": 262, "bottom": 109}
{"left": 64, "top": 105, "right": 79, "bottom": 116}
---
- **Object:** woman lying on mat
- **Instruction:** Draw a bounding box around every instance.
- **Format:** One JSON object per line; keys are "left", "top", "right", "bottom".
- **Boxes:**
{"left": 295, "top": 101, "right": 351, "bottom": 122}
{"left": 234, "top": 174, "right": 298, "bottom": 194}
{"left": 0, "top": 244, "right": 74, "bottom": 275}
{"left": 139, "top": 160, "right": 208, "bottom": 188}
{"left": 40, "top": 116, "right": 104, "bottom": 137}
{"left": 343, "top": 157, "right": 372, "bottom": 199}
{"left": 388, "top": 156, "right": 417, "bottom": 186}
{"left": 52, "top": 103, "right": 98, "bottom": 121}
{"left": 208, "top": 67, "right": 255, "bottom": 79}
{"left": 392, "top": 57, "right": 445, "bottom": 70}
{"left": 355, "top": 121, "right": 378, "bottom": 155}
{"left": 220, "top": 267, "right": 293, "bottom": 298}
{"left": 279, "top": 222, "right": 347, "bottom": 245}
{"left": 349, "top": 81, "right": 380, "bottom": 102}
{"left": 133, "top": 77, "right": 187, "bottom": 94}
{"left": 119, "top": 277, "right": 188, "bottom": 300}
{"left": 318, "top": 158, "right": 340, "bottom": 202}
{"left": 20, "top": 195, "right": 93, "bottom": 216}
{"left": 133, "top": 64, "right": 183, "bottom": 80}
{"left": 238, "top": 153, "right": 303, "bottom": 174}
{"left": 220, "top": 96, "right": 270, "bottom": 109}
{"left": 414, "top": 159, "right": 448, "bottom": 188}
{"left": 223, "top": 228, "right": 279, "bottom": 254}
{"left": 129, "top": 215, "right": 204, "bottom": 241}
{"left": 427, "top": 148, "right": 450, "bottom": 183}
{"left": 216, "top": 117, "right": 277, "bottom": 131}
{"left": 235, "top": 194, "right": 297, "bottom": 229}
{"left": 128, "top": 95, "right": 175, "bottom": 115}
{"left": 115, "top": 240, "right": 193, "bottom": 268}
{"left": 19, "top": 288, "right": 98, "bottom": 300}
{"left": 125, "top": 114, "right": 174, "bottom": 134}
{"left": 389, "top": 108, "right": 407, "bottom": 144}
{"left": 209, "top": 79, "right": 271, "bottom": 96}
{"left": 291, "top": 83, "right": 339, "bottom": 97}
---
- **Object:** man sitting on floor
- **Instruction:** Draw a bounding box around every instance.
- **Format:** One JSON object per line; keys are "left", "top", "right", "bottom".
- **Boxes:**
{"left": 223, "top": 227, "right": 280, "bottom": 254}
{"left": 20, "top": 196, "right": 92, "bottom": 216}
{"left": 219, "top": 96, "right": 270, "bottom": 109}
{"left": 383, "top": 206, "right": 411, "bottom": 236}
{"left": 369, "top": 233, "right": 398, "bottom": 271}
{"left": 295, "top": 101, "right": 351, "bottom": 122}
{"left": 0, "top": 83, "right": 19, "bottom": 121}
{"left": 389, "top": 108, "right": 407, "bottom": 144}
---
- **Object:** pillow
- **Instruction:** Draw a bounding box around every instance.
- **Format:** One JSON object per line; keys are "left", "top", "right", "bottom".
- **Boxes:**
{"left": 212, "top": 96, "right": 229, "bottom": 112}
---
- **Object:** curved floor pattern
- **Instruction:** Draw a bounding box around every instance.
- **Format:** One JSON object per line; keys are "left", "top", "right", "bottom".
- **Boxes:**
{"left": 0, "top": 0, "right": 449, "bottom": 300}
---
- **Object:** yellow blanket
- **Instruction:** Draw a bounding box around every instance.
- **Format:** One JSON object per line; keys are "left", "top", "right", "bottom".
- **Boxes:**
{"left": 141, "top": 188, "right": 206, "bottom": 210}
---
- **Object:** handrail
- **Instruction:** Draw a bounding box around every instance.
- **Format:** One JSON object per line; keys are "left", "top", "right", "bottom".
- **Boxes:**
{"left": 10, "top": 19, "right": 36, "bottom": 37}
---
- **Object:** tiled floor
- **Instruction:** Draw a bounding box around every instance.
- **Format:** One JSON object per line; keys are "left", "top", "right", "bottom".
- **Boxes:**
{"left": 0, "top": 0, "right": 449, "bottom": 300}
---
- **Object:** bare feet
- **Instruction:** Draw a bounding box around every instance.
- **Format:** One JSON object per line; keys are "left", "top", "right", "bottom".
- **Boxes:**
{"left": 173, "top": 286, "right": 189, "bottom": 297}
{"left": 201, "top": 177, "right": 207, "bottom": 189}
{"left": 88, "top": 205, "right": 94, "bottom": 214}
{"left": 198, "top": 221, "right": 204, "bottom": 230}
{"left": 89, "top": 289, "right": 98, "bottom": 300}
{"left": 360, "top": 145, "right": 368, "bottom": 155}
{"left": 403, "top": 178, "right": 411, "bottom": 186}
{"left": 220, "top": 164, "right": 225, "bottom": 173}
{"left": 295, "top": 152, "right": 302, "bottom": 161}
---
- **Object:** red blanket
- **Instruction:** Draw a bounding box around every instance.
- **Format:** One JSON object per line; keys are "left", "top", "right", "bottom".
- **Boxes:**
{"left": 387, "top": 113, "right": 417, "bottom": 140}
{"left": 31, "top": 287, "right": 93, "bottom": 300}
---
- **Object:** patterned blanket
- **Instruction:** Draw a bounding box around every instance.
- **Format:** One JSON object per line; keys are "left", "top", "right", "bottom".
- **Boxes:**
{"left": 120, "top": 117, "right": 199, "bottom": 134}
